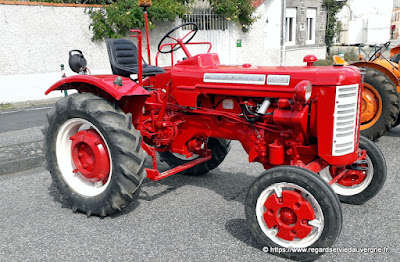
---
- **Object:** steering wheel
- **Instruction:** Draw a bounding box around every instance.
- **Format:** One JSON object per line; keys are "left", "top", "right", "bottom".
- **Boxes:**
{"left": 157, "top": 23, "right": 198, "bottom": 54}
{"left": 369, "top": 41, "right": 391, "bottom": 61}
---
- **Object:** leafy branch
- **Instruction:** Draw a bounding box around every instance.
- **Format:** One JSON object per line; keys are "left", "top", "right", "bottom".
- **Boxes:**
{"left": 89, "top": 0, "right": 257, "bottom": 40}
{"left": 323, "top": 0, "right": 346, "bottom": 49}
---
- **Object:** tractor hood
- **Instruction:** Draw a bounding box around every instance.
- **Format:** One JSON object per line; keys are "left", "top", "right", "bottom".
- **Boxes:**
{"left": 169, "top": 53, "right": 362, "bottom": 107}
{"left": 172, "top": 53, "right": 361, "bottom": 87}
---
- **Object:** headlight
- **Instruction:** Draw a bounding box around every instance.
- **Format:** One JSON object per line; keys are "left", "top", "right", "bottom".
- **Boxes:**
{"left": 294, "top": 80, "right": 312, "bottom": 104}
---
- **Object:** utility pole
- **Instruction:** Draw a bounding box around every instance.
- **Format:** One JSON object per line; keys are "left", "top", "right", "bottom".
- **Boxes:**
{"left": 281, "top": 0, "right": 287, "bottom": 66}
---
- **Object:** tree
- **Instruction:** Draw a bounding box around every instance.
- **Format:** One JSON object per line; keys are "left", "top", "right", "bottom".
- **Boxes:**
{"left": 323, "top": 0, "right": 346, "bottom": 52}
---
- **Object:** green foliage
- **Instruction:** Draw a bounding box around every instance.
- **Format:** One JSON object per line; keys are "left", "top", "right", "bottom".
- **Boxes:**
{"left": 89, "top": 0, "right": 256, "bottom": 40}
{"left": 0, "top": 103, "right": 14, "bottom": 111}
{"left": 323, "top": 0, "right": 346, "bottom": 49}
{"left": 26, "top": 0, "right": 110, "bottom": 3}
{"left": 209, "top": 0, "right": 256, "bottom": 32}
{"left": 89, "top": 0, "right": 190, "bottom": 40}
{"left": 314, "top": 48, "right": 358, "bottom": 66}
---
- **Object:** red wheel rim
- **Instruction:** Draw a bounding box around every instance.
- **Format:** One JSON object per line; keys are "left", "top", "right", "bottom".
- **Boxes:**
{"left": 70, "top": 129, "right": 110, "bottom": 183}
{"left": 329, "top": 166, "right": 366, "bottom": 186}
{"left": 263, "top": 191, "right": 315, "bottom": 241}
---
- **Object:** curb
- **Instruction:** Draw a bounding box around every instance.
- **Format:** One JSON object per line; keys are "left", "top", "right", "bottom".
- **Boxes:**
{"left": 0, "top": 156, "right": 44, "bottom": 175}
{"left": 0, "top": 140, "right": 44, "bottom": 175}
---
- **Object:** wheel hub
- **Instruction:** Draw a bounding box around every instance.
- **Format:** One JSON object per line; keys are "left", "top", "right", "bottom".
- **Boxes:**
{"left": 264, "top": 191, "right": 315, "bottom": 241}
{"left": 330, "top": 167, "right": 367, "bottom": 187}
{"left": 70, "top": 129, "right": 110, "bottom": 183}
{"left": 360, "top": 84, "right": 382, "bottom": 128}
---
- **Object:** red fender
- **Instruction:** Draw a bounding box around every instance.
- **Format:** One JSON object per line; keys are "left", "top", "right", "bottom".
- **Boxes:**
{"left": 45, "top": 75, "right": 150, "bottom": 100}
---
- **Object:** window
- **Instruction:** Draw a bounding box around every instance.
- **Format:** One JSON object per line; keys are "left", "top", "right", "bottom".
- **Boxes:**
{"left": 285, "top": 8, "right": 297, "bottom": 46}
{"left": 306, "top": 8, "right": 317, "bottom": 45}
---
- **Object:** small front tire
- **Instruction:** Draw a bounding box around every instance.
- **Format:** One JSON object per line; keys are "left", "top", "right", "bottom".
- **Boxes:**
{"left": 245, "top": 166, "right": 342, "bottom": 261}
{"left": 320, "top": 136, "right": 387, "bottom": 205}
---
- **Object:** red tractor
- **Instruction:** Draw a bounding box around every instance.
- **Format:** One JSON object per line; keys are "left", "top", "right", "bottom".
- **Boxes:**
{"left": 43, "top": 3, "right": 386, "bottom": 261}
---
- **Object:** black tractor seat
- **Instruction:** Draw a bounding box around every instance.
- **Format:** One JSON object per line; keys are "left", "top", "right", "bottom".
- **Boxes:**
{"left": 106, "top": 39, "right": 165, "bottom": 77}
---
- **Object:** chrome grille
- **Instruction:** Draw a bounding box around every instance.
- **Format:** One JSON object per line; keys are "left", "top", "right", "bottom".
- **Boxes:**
{"left": 332, "top": 84, "right": 359, "bottom": 156}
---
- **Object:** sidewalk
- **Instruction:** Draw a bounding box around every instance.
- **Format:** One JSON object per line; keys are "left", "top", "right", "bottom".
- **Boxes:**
{"left": 0, "top": 98, "right": 59, "bottom": 175}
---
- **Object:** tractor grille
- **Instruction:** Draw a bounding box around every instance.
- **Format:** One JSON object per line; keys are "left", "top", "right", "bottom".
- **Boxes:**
{"left": 332, "top": 84, "right": 360, "bottom": 156}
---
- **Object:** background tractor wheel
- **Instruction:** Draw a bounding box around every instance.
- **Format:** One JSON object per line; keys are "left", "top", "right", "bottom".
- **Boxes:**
{"left": 245, "top": 166, "right": 342, "bottom": 261}
{"left": 159, "top": 138, "right": 231, "bottom": 176}
{"left": 320, "top": 136, "right": 387, "bottom": 205}
{"left": 360, "top": 67, "right": 400, "bottom": 140}
{"left": 394, "top": 114, "right": 400, "bottom": 127}
{"left": 43, "top": 93, "right": 146, "bottom": 217}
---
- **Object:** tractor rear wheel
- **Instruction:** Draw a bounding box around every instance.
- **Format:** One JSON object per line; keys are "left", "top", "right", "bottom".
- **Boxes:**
{"left": 320, "top": 136, "right": 387, "bottom": 205}
{"left": 159, "top": 138, "right": 231, "bottom": 176}
{"left": 245, "top": 166, "right": 342, "bottom": 261}
{"left": 360, "top": 67, "right": 400, "bottom": 140}
{"left": 43, "top": 93, "right": 146, "bottom": 217}
{"left": 394, "top": 114, "right": 400, "bottom": 127}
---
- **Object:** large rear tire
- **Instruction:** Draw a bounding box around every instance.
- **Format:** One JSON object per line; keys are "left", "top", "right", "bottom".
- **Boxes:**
{"left": 245, "top": 166, "right": 342, "bottom": 261}
{"left": 360, "top": 67, "right": 400, "bottom": 140}
{"left": 159, "top": 138, "right": 231, "bottom": 176}
{"left": 43, "top": 93, "right": 146, "bottom": 217}
{"left": 394, "top": 113, "right": 400, "bottom": 127}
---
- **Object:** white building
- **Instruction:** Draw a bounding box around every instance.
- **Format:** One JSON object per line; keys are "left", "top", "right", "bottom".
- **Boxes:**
{"left": 337, "top": 0, "right": 393, "bottom": 44}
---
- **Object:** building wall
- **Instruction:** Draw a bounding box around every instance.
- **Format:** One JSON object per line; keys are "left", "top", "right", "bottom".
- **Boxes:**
{"left": 0, "top": 5, "right": 111, "bottom": 103}
{"left": 286, "top": 0, "right": 326, "bottom": 47}
{"left": 337, "top": 0, "right": 393, "bottom": 44}
{"left": 284, "top": 0, "right": 326, "bottom": 65}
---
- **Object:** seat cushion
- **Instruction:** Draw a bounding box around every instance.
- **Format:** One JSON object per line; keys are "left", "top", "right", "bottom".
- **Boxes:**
{"left": 106, "top": 39, "right": 165, "bottom": 77}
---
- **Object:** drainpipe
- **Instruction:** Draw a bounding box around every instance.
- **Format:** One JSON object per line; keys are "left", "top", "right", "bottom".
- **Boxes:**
{"left": 281, "top": 0, "right": 287, "bottom": 66}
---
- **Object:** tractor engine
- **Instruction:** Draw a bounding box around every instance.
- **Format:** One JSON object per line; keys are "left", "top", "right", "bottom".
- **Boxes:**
{"left": 137, "top": 53, "right": 363, "bottom": 170}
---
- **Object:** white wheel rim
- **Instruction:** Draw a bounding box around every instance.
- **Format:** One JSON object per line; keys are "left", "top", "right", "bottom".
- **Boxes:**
{"left": 255, "top": 182, "right": 324, "bottom": 248}
{"left": 172, "top": 153, "right": 199, "bottom": 161}
{"left": 56, "top": 118, "right": 113, "bottom": 197}
{"left": 320, "top": 156, "right": 373, "bottom": 196}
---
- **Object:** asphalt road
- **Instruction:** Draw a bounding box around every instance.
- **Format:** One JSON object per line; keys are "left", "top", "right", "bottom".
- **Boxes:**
{"left": 0, "top": 106, "right": 51, "bottom": 134}
{"left": 0, "top": 128, "right": 399, "bottom": 262}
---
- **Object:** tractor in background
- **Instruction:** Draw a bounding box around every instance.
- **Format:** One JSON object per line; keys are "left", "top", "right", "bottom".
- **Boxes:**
{"left": 333, "top": 41, "right": 400, "bottom": 140}
{"left": 43, "top": 1, "right": 387, "bottom": 261}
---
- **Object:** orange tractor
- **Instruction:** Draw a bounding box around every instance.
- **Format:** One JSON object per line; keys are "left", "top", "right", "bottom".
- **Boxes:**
{"left": 334, "top": 41, "right": 400, "bottom": 140}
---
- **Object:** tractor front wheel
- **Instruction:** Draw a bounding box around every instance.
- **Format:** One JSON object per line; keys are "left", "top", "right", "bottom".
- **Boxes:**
{"left": 360, "top": 67, "right": 400, "bottom": 140}
{"left": 43, "top": 93, "right": 146, "bottom": 217}
{"left": 245, "top": 166, "right": 342, "bottom": 261}
{"left": 320, "top": 136, "right": 387, "bottom": 205}
{"left": 159, "top": 138, "right": 231, "bottom": 176}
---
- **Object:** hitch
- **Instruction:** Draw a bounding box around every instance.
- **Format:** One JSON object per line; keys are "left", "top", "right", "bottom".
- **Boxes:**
{"left": 142, "top": 141, "right": 212, "bottom": 181}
